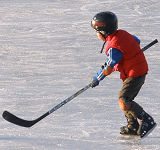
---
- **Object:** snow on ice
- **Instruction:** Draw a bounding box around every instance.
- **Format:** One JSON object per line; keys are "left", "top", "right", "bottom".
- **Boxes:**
{"left": 0, "top": 0, "right": 160, "bottom": 149}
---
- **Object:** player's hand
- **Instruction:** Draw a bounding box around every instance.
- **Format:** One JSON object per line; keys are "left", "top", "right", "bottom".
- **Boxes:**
{"left": 90, "top": 78, "right": 99, "bottom": 88}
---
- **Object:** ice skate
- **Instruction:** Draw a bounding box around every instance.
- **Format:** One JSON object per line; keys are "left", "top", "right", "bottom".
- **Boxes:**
{"left": 138, "top": 111, "right": 157, "bottom": 138}
{"left": 120, "top": 119, "right": 139, "bottom": 135}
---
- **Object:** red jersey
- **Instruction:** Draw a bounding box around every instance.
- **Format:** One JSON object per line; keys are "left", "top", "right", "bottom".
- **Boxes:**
{"left": 105, "top": 30, "right": 148, "bottom": 81}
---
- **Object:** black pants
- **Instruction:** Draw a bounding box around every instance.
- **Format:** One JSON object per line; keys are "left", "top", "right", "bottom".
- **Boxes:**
{"left": 119, "top": 73, "right": 147, "bottom": 102}
{"left": 118, "top": 74, "right": 147, "bottom": 119}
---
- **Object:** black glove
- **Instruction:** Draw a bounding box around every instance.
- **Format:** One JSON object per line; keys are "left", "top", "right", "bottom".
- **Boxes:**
{"left": 90, "top": 78, "right": 99, "bottom": 88}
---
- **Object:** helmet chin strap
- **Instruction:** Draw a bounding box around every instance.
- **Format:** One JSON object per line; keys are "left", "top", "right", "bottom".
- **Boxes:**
{"left": 96, "top": 31, "right": 108, "bottom": 53}
{"left": 100, "top": 41, "right": 107, "bottom": 53}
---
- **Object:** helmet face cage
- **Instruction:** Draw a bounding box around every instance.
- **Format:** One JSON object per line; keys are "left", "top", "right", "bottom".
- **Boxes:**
{"left": 91, "top": 11, "right": 118, "bottom": 35}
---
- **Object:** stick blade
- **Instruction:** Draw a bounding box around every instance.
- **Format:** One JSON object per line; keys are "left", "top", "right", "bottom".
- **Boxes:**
{"left": 2, "top": 111, "right": 35, "bottom": 127}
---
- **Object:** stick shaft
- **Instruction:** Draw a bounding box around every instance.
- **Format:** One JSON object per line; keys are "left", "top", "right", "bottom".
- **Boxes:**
{"left": 2, "top": 84, "right": 91, "bottom": 127}
{"left": 142, "top": 39, "right": 158, "bottom": 52}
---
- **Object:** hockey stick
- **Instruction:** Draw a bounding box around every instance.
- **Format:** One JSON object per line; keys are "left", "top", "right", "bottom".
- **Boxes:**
{"left": 2, "top": 83, "right": 91, "bottom": 127}
{"left": 2, "top": 39, "right": 158, "bottom": 127}
{"left": 141, "top": 39, "right": 158, "bottom": 52}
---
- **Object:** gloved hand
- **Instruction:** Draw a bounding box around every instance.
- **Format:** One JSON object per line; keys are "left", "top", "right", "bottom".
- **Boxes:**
{"left": 90, "top": 78, "right": 99, "bottom": 88}
{"left": 101, "top": 63, "right": 113, "bottom": 76}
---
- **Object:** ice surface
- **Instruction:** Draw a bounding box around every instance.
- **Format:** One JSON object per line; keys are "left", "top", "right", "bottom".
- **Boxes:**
{"left": 0, "top": 0, "right": 160, "bottom": 149}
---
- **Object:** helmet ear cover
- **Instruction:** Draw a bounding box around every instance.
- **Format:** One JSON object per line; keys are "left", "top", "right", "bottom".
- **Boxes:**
{"left": 97, "top": 30, "right": 107, "bottom": 36}
{"left": 96, "top": 30, "right": 107, "bottom": 39}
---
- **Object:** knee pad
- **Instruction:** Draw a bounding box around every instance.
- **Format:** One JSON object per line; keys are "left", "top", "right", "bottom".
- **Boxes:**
{"left": 118, "top": 98, "right": 131, "bottom": 111}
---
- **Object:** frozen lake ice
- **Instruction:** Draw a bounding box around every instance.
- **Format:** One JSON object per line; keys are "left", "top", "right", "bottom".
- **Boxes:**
{"left": 0, "top": 0, "right": 160, "bottom": 149}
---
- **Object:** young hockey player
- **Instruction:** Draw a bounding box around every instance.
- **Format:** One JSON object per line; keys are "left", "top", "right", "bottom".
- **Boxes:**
{"left": 90, "top": 11, "right": 156, "bottom": 138}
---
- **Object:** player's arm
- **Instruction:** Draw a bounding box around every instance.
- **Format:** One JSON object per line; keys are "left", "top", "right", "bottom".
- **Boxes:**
{"left": 91, "top": 48, "right": 123, "bottom": 87}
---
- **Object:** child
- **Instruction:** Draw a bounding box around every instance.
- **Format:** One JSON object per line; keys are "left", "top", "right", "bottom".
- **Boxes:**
{"left": 90, "top": 11, "right": 156, "bottom": 138}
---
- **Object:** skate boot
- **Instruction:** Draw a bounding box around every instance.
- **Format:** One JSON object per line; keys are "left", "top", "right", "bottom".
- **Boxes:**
{"left": 120, "top": 119, "right": 139, "bottom": 135}
{"left": 137, "top": 111, "right": 157, "bottom": 138}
